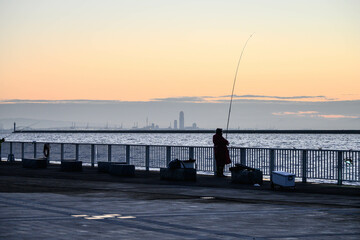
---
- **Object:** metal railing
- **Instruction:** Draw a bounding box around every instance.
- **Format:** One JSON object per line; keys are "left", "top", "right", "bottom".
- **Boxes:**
{"left": 1, "top": 141, "right": 359, "bottom": 185}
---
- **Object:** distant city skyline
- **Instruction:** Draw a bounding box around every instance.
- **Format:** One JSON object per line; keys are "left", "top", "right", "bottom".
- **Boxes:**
{"left": 0, "top": 99, "right": 359, "bottom": 130}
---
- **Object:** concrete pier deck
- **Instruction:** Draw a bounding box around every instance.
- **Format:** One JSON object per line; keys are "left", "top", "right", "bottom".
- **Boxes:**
{"left": 1, "top": 161, "right": 359, "bottom": 239}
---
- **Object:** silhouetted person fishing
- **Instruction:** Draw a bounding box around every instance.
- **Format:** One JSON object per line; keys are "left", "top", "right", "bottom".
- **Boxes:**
{"left": 213, "top": 128, "right": 231, "bottom": 177}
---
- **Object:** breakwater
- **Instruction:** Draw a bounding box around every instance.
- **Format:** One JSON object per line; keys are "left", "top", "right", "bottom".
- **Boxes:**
{"left": 13, "top": 129, "right": 360, "bottom": 134}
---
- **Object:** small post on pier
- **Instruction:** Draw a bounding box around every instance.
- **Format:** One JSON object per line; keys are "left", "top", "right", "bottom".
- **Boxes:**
{"left": 145, "top": 146, "right": 150, "bottom": 171}
{"left": 108, "top": 145, "right": 112, "bottom": 162}
{"left": 302, "top": 150, "right": 308, "bottom": 183}
{"left": 126, "top": 145, "right": 130, "bottom": 164}
{"left": 13, "top": 122, "right": 16, "bottom": 132}
{"left": 91, "top": 144, "right": 95, "bottom": 167}
{"left": 337, "top": 151, "right": 343, "bottom": 185}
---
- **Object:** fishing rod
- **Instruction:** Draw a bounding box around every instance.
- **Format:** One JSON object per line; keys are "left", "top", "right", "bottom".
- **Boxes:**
{"left": 225, "top": 33, "right": 254, "bottom": 138}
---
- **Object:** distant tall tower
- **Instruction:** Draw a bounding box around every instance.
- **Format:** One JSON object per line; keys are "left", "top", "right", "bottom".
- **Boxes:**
{"left": 179, "top": 111, "right": 184, "bottom": 129}
{"left": 174, "top": 120, "right": 178, "bottom": 129}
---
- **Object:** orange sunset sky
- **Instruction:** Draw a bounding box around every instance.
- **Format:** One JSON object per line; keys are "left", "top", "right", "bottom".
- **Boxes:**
{"left": 0, "top": 0, "right": 359, "bottom": 102}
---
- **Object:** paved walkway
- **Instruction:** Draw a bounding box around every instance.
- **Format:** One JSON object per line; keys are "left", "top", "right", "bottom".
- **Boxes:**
{"left": 0, "top": 161, "right": 359, "bottom": 239}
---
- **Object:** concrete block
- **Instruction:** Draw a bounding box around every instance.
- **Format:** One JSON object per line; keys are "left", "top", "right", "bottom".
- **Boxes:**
{"left": 22, "top": 158, "right": 48, "bottom": 169}
{"left": 61, "top": 160, "right": 82, "bottom": 172}
{"left": 160, "top": 168, "right": 196, "bottom": 182}
{"left": 231, "top": 169, "right": 263, "bottom": 185}
{"left": 97, "top": 162, "right": 127, "bottom": 173}
{"left": 109, "top": 164, "right": 135, "bottom": 177}
{"left": 97, "top": 161, "right": 111, "bottom": 173}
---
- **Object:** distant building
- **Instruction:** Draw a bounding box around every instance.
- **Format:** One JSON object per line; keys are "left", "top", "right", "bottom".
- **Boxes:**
{"left": 179, "top": 111, "right": 184, "bottom": 129}
{"left": 174, "top": 120, "right": 178, "bottom": 129}
{"left": 192, "top": 123, "right": 197, "bottom": 129}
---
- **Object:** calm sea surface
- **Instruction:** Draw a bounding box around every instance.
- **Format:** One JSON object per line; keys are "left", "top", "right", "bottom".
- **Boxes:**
{"left": 3, "top": 132, "right": 360, "bottom": 150}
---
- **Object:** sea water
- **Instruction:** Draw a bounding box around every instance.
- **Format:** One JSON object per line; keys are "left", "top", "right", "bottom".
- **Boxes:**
{"left": 2, "top": 132, "right": 360, "bottom": 150}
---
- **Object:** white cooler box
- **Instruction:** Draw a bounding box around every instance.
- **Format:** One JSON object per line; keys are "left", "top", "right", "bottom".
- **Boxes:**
{"left": 271, "top": 171, "right": 295, "bottom": 187}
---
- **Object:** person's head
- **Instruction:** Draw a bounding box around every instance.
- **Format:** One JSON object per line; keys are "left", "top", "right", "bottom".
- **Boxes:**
{"left": 216, "top": 128, "right": 223, "bottom": 135}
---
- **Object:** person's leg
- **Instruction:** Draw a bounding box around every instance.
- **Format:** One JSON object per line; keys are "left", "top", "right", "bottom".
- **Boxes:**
{"left": 217, "top": 164, "right": 225, "bottom": 177}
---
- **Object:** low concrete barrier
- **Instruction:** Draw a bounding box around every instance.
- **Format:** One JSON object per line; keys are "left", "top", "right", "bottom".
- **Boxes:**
{"left": 160, "top": 168, "right": 196, "bottom": 181}
{"left": 98, "top": 162, "right": 127, "bottom": 173}
{"left": 230, "top": 169, "right": 263, "bottom": 185}
{"left": 97, "top": 161, "right": 111, "bottom": 173}
{"left": 22, "top": 158, "right": 48, "bottom": 169}
{"left": 109, "top": 164, "right": 135, "bottom": 177}
{"left": 61, "top": 160, "right": 82, "bottom": 172}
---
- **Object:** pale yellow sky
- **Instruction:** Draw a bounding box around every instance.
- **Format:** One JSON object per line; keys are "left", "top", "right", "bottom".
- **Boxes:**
{"left": 0, "top": 0, "right": 359, "bottom": 101}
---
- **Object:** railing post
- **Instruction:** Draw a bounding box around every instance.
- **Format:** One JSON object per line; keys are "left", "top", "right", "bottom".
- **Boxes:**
{"left": 10, "top": 142, "right": 13, "bottom": 155}
{"left": 145, "top": 146, "right": 150, "bottom": 171}
{"left": 108, "top": 145, "right": 112, "bottom": 162}
{"left": 61, "top": 143, "right": 64, "bottom": 161}
{"left": 47, "top": 143, "right": 51, "bottom": 162}
{"left": 33, "top": 142, "right": 37, "bottom": 158}
{"left": 213, "top": 149, "right": 217, "bottom": 176}
{"left": 21, "top": 143, "right": 25, "bottom": 159}
{"left": 91, "top": 144, "right": 95, "bottom": 167}
{"left": 302, "top": 150, "right": 307, "bottom": 183}
{"left": 126, "top": 145, "right": 130, "bottom": 164}
{"left": 166, "top": 146, "right": 171, "bottom": 165}
{"left": 75, "top": 144, "right": 79, "bottom": 161}
{"left": 240, "top": 148, "right": 246, "bottom": 165}
{"left": 269, "top": 149, "right": 275, "bottom": 181}
{"left": 337, "top": 151, "right": 343, "bottom": 185}
{"left": 189, "top": 147, "right": 194, "bottom": 160}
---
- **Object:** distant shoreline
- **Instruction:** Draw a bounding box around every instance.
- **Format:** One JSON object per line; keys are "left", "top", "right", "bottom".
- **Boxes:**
{"left": 13, "top": 129, "right": 360, "bottom": 134}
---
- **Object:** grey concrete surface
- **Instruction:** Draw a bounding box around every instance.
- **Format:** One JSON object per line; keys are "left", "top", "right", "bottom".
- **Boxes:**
{"left": 0, "top": 162, "right": 359, "bottom": 239}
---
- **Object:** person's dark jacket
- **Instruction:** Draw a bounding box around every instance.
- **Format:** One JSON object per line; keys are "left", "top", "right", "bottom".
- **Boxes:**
{"left": 213, "top": 134, "right": 231, "bottom": 165}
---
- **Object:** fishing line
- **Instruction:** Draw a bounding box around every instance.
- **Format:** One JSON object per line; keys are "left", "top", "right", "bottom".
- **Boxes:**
{"left": 225, "top": 33, "right": 254, "bottom": 138}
